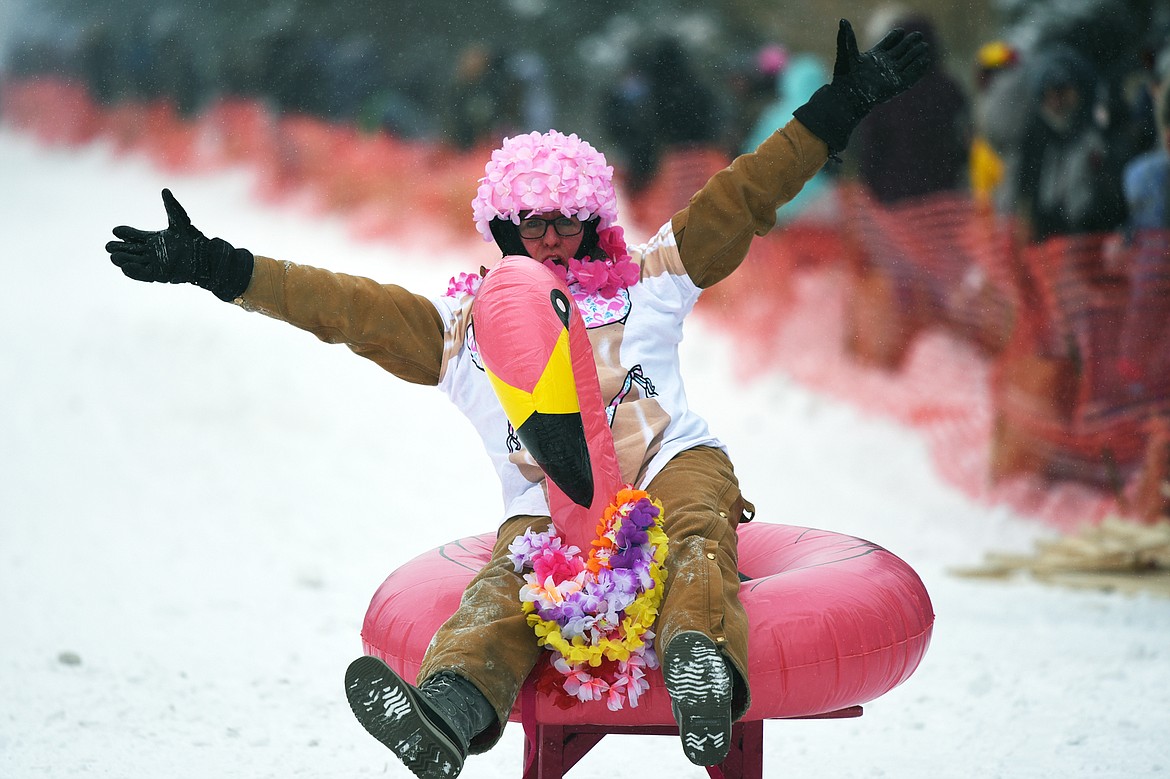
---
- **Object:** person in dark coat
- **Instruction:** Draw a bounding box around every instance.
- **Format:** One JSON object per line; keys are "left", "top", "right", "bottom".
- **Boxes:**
{"left": 1015, "top": 44, "right": 1128, "bottom": 242}
{"left": 855, "top": 13, "right": 970, "bottom": 204}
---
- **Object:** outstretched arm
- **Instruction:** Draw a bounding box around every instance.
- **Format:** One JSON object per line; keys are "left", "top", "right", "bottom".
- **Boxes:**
{"left": 104, "top": 190, "right": 445, "bottom": 385}
{"left": 240, "top": 256, "right": 444, "bottom": 385}
{"left": 675, "top": 19, "right": 929, "bottom": 288}
{"left": 106, "top": 188, "right": 254, "bottom": 301}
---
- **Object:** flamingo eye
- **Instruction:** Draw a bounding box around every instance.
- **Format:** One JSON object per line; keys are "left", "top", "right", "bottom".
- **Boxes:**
{"left": 551, "top": 289, "right": 571, "bottom": 328}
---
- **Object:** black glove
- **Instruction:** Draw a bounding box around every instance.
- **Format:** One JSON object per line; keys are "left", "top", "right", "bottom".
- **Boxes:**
{"left": 105, "top": 189, "right": 254, "bottom": 302}
{"left": 793, "top": 19, "right": 930, "bottom": 156}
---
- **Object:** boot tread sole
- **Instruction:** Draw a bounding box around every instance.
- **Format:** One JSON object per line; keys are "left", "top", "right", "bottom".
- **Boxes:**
{"left": 663, "top": 632, "right": 733, "bottom": 767}
{"left": 345, "top": 656, "right": 465, "bottom": 779}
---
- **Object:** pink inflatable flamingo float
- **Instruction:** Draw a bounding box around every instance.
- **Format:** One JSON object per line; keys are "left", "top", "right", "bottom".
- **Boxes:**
{"left": 361, "top": 256, "right": 935, "bottom": 777}
{"left": 472, "top": 255, "right": 628, "bottom": 558}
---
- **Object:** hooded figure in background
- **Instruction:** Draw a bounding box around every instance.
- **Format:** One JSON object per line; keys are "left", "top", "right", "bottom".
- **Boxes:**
{"left": 1016, "top": 44, "right": 1128, "bottom": 241}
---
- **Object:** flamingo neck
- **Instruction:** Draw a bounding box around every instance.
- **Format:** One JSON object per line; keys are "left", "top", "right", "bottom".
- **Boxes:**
{"left": 549, "top": 318, "right": 624, "bottom": 554}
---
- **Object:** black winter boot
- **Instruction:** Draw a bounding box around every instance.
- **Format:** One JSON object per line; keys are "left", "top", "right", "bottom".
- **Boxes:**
{"left": 662, "top": 631, "right": 734, "bottom": 766}
{"left": 344, "top": 656, "right": 495, "bottom": 779}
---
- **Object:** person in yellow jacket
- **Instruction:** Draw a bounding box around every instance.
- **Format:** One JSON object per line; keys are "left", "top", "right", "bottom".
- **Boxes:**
{"left": 104, "top": 19, "right": 928, "bottom": 779}
{"left": 970, "top": 41, "right": 1021, "bottom": 211}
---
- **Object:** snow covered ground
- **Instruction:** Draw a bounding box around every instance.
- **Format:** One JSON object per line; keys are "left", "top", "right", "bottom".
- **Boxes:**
{"left": 1, "top": 128, "right": 1168, "bottom": 778}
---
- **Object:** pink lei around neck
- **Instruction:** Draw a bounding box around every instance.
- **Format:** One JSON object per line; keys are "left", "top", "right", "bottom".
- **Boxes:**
{"left": 446, "top": 226, "right": 637, "bottom": 301}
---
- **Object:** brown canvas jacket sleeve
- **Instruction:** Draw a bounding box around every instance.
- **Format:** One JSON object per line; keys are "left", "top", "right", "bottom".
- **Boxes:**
{"left": 672, "top": 118, "right": 829, "bottom": 289}
{"left": 236, "top": 255, "right": 445, "bottom": 386}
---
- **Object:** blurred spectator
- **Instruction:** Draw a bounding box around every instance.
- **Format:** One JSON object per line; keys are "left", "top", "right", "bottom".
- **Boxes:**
{"left": 325, "top": 33, "right": 383, "bottom": 121}
{"left": 359, "top": 80, "right": 439, "bottom": 140}
{"left": 855, "top": 13, "right": 970, "bottom": 204}
{"left": 742, "top": 52, "right": 835, "bottom": 223}
{"left": 601, "top": 54, "right": 655, "bottom": 194}
{"left": 76, "top": 21, "right": 121, "bottom": 105}
{"left": 1035, "top": 2, "right": 1150, "bottom": 169}
{"left": 978, "top": 42, "right": 1033, "bottom": 216}
{"left": 1016, "top": 44, "right": 1128, "bottom": 242}
{"left": 255, "top": 28, "right": 331, "bottom": 116}
{"left": 445, "top": 44, "right": 520, "bottom": 150}
{"left": 507, "top": 50, "right": 555, "bottom": 134}
{"left": 722, "top": 43, "right": 787, "bottom": 157}
{"left": 741, "top": 49, "right": 806, "bottom": 154}
{"left": 1122, "top": 77, "right": 1170, "bottom": 233}
{"left": 148, "top": 15, "right": 202, "bottom": 116}
{"left": 969, "top": 41, "right": 1021, "bottom": 211}
{"left": 645, "top": 37, "right": 718, "bottom": 149}
{"left": 601, "top": 37, "right": 718, "bottom": 198}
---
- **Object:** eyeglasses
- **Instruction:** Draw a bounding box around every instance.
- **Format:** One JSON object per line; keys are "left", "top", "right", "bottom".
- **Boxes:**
{"left": 518, "top": 215, "right": 584, "bottom": 239}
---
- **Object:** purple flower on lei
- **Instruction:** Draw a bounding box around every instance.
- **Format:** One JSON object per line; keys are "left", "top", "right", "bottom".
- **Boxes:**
{"left": 508, "top": 530, "right": 578, "bottom": 572}
{"left": 509, "top": 490, "right": 667, "bottom": 710}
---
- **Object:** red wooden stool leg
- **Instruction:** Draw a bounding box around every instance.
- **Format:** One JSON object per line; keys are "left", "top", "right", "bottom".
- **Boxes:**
{"left": 522, "top": 721, "right": 764, "bottom": 779}
{"left": 534, "top": 723, "right": 565, "bottom": 779}
{"left": 520, "top": 693, "right": 861, "bottom": 778}
{"left": 523, "top": 722, "right": 607, "bottom": 779}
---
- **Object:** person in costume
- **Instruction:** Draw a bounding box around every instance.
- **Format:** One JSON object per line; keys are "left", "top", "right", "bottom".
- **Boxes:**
{"left": 103, "top": 19, "right": 927, "bottom": 779}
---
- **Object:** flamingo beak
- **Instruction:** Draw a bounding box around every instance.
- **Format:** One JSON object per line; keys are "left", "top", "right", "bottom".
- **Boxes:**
{"left": 485, "top": 327, "right": 595, "bottom": 508}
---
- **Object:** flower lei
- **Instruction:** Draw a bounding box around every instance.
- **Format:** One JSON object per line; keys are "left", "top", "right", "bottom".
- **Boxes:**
{"left": 540, "top": 226, "right": 638, "bottom": 299}
{"left": 445, "top": 271, "right": 482, "bottom": 298}
{"left": 446, "top": 226, "right": 638, "bottom": 301}
{"left": 508, "top": 488, "right": 669, "bottom": 710}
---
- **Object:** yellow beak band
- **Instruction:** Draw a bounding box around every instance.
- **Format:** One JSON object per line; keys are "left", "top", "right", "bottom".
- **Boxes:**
{"left": 485, "top": 327, "right": 580, "bottom": 430}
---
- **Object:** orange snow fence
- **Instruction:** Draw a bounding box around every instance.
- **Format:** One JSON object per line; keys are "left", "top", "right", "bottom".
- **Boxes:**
{"left": 6, "top": 76, "right": 1167, "bottom": 528}
{"left": 0, "top": 77, "right": 101, "bottom": 146}
{"left": 698, "top": 182, "right": 1169, "bottom": 528}
{"left": 992, "top": 230, "right": 1170, "bottom": 487}
{"left": 840, "top": 186, "right": 1016, "bottom": 367}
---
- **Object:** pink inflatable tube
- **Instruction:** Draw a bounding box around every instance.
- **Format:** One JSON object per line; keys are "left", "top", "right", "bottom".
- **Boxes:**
{"left": 361, "top": 521, "right": 934, "bottom": 725}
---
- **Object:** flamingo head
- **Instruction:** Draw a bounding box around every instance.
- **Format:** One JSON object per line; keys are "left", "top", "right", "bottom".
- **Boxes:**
{"left": 472, "top": 257, "right": 595, "bottom": 508}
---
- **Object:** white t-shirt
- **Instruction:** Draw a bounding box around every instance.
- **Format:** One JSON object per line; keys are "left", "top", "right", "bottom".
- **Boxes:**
{"left": 433, "top": 222, "right": 724, "bottom": 522}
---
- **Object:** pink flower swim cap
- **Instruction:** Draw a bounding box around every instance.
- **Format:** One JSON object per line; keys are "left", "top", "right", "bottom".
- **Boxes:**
{"left": 471, "top": 130, "right": 619, "bottom": 242}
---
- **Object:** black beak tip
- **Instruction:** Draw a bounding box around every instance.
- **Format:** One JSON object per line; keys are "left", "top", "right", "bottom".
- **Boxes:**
{"left": 515, "top": 412, "right": 594, "bottom": 508}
